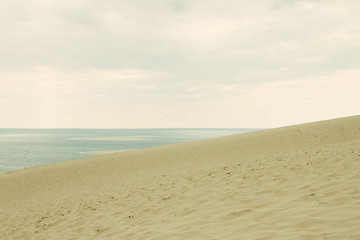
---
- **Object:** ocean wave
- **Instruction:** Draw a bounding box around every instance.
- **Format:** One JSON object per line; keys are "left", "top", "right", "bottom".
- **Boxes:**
{"left": 0, "top": 165, "right": 18, "bottom": 173}
{"left": 84, "top": 149, "right": 135, "bottom": 155}
{"left": 70, "top": 137, "right": 143, "bottom": 141}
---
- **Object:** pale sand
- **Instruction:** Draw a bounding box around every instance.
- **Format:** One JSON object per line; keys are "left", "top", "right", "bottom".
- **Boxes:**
{"left": 1, "top": 116, "right": 360, "bottom": 240}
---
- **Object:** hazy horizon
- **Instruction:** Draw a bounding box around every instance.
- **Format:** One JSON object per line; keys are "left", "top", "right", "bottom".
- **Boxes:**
{"left": 1, "top": 0, "right": 359, "bottom": 128}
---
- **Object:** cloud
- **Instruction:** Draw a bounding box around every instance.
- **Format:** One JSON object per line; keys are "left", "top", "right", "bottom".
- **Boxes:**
{"left": 0, "top": 0, "right": 359, "bottom": 127}
{"left": 2, "top": 0, "right": 359, "bottom": 74}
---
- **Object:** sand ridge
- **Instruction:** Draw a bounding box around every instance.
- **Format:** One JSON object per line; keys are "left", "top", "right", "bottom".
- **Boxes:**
{"left": 0, "top": 115, "right": 360, "bottom": 239}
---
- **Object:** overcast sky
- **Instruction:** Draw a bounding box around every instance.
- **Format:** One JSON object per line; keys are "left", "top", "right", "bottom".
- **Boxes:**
{"left": 0, "top": 0, "right": 359, "bottom": 128}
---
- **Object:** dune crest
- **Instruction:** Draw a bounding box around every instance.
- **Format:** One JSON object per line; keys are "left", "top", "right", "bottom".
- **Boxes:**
{"left": 1, "top": 115, "right": 360, "bottom": 239}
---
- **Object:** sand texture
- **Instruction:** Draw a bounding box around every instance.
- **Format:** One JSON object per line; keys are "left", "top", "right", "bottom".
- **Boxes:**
{"left": 1, "top": 116, "right": 360, "bottom": 239}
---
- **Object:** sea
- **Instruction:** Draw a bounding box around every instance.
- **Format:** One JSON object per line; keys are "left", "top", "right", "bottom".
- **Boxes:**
{"left": 0, "top": 128, "right": 260, "bottom": 173}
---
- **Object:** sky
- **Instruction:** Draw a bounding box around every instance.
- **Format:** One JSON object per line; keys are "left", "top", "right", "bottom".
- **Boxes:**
{"left": 0, "top": 0, "right": 359, "bottom": 128}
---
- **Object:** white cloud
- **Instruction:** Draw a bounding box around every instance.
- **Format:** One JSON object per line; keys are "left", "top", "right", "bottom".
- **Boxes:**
{"left": 0, "top": 0, "right": 359, "bottom": 127}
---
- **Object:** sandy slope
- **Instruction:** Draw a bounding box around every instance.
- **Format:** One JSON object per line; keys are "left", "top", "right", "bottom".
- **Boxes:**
{"left": 0, "top": 116, "right": 359, "bottom": 239}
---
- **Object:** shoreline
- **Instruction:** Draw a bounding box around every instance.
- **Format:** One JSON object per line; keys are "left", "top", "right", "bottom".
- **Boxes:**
{"left": 84, "top": 149, "right": 135, "bottom": 155}
{"left": 1, "top": 115, "right": 359, "bottom": 239}
{"left": 0, "top": 128, "right": 253, "bottom": 174}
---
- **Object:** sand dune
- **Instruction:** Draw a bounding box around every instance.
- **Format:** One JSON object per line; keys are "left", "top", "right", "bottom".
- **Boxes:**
{"left": 1, "top": 115, "right": 360, "bottom": 239}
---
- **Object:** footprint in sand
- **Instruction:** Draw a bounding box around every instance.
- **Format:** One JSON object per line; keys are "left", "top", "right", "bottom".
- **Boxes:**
{"left": 227, "top": 209, "right": 251, "bottom": 217}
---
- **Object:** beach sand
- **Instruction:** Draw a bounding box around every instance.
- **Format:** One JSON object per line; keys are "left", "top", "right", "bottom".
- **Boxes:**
{"left": 1, "top": 116, "right": 359, "bottom": 239}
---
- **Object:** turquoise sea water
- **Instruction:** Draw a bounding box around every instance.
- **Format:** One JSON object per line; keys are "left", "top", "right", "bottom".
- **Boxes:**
{"left": 0, "top": 128, "right": 259, "bottom": 173}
